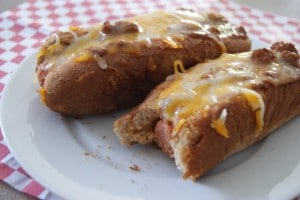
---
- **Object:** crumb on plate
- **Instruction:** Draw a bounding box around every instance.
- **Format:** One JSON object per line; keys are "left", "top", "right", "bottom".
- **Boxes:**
{"left": 129, "top": 164, "right": 140, "bottom": 171}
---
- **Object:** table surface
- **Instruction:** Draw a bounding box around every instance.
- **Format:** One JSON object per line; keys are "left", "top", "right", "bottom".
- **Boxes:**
{"left": 1, "top": 1, "right": 46, "bottom": 199}
{"left": 0, "top": 0, "right": 299, "bottom": 199}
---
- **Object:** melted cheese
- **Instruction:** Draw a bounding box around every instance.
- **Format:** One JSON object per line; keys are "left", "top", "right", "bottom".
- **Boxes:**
{"left": 157, "top": 52, "right": 300, "bottom": 137}
{"left": 93, "top": 54, "right": 108, "bottom": 69}
{"left": 38, "top": 9, "right": 243, "bottom": 72}
{"left": 68, "top": 25, "right": 80, "bottom": 32}
{"left": 173, "top": 118, "right": 186, "bottom": 134}
{"left": 74, "top": 53, "right": 92, "bottom": 63}
{"left": 173, "top": 59, "right": 186, "bottom": 73}
{"left": 63, "top": 26, "right": 101, "bottom": 57}
{"left": 240, "top": 88, "right": 265, "bottom": 133}
{"left": 46, "top": 33, "right": 62, "bottom": 54}
{"left": 39, "top": 88, "right": 46, "bottom": 103}
{"left": 211, "top": 109, "right": 229, "bottom": 138}
{"left": 163, "top": 37, "right": 181, "bottom": 48}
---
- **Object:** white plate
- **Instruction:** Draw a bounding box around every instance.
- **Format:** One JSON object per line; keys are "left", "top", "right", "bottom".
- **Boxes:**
{"left": 1, "top": 37, "right": 300, "bottom": 200}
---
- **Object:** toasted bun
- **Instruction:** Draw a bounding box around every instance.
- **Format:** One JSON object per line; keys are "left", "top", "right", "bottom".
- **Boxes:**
{"left": 36, "top": 9, "right": 251, "bottom": 115}
{"left": 113, "top": 42, "right": 300, "bottom": 179}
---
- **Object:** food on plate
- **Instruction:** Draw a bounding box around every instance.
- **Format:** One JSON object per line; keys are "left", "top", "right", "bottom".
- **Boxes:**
{"left": 35, "top": 8, "right": 251, "bottom": 115}
{"left": 113, "top": 42, "right": 300, "bottom": 179}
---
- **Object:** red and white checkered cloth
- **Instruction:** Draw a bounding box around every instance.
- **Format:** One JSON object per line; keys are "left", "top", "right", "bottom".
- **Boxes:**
{"left": 0, "top": 0, "right": 299, "bottom": 199}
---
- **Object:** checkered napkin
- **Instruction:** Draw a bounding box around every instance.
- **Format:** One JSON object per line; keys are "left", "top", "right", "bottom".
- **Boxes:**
{"left": 0, "top": 0, "right": 299, "bottom": 199}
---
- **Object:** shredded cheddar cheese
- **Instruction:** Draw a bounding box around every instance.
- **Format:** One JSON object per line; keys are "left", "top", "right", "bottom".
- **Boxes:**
{"left": 173, "top": 60, "right": 186, "bottom": 74}
{"left": 36, "top": 48, "right": 46, "bottom": 58}
{"left": 173, "top": 118, "right": 186, "bottom": 134}
{"left": 93, "top": 54, "right": 108, "bottom": 69}
{"left": 211, "top": 109, "right": 229, "bottom": 138}
{"left": 241, "top": 88, "right": 265, "bottom": 133}
{"left": 69, "top": 25, "right": 80, "bottom": 32}
{"left": 163, "top": 37, "right": 180, "bottom": 48}
{"left": 39, "top": 88, "right": 46, "bottom": 103}
{"left": 74, "top": 53, "right": 92, "bottom": 63}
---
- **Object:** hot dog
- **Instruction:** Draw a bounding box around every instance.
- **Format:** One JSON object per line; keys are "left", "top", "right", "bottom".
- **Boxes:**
{"left": 36, "top": 9, "right": 251, "bottom": 115}
{"left": 113, "top": 42, "right": 300, "bottom": 179}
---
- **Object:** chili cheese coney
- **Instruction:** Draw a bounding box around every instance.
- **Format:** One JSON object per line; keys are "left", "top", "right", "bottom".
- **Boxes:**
{"left": 113, "top": 42, "right": 300, "bottom": 179}
{"left": 36, "top": 8, "right": 251, "bottom": 115}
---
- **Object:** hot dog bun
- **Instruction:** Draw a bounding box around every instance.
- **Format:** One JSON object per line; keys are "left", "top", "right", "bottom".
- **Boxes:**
{"left": 113, "top": 42, "right": 300, "bottom": 179}
{"left": 36, "top": 9, "right": 251, "bottom": 115}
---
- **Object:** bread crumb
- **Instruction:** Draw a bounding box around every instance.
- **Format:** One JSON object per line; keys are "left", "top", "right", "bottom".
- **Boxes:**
{"left": 84, "top": 152, "right": 90, "bottom": 156}
{"left": 129, "top": 164, "right": 140, "bottom": 171}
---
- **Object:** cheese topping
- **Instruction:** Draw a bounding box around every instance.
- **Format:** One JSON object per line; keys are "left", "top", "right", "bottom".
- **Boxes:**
{"left": 93, "top": 54, "right": 108, "bottom": 69}
{"left": 39, "top": 88, "right": 46, "bottom": 103}
{"left": 211, "top": 109, "right": 229, "bottom": 138}
{"left": 157, "top": 52, "right": 300, "bottom": 138}
{"left": 240, "top": 88, "right": 265, "bottom": 133}
{"left": 47, "top": 33, "right": 61, "bottom": 54}
{"left": 38, "top": 9, "right": 245, "bottom": 73}
{"left": 173, "top": 59, "right": 186, "bottom": 73}
{"left": 74, "top": 53, "right": 92, "bottom": 63}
